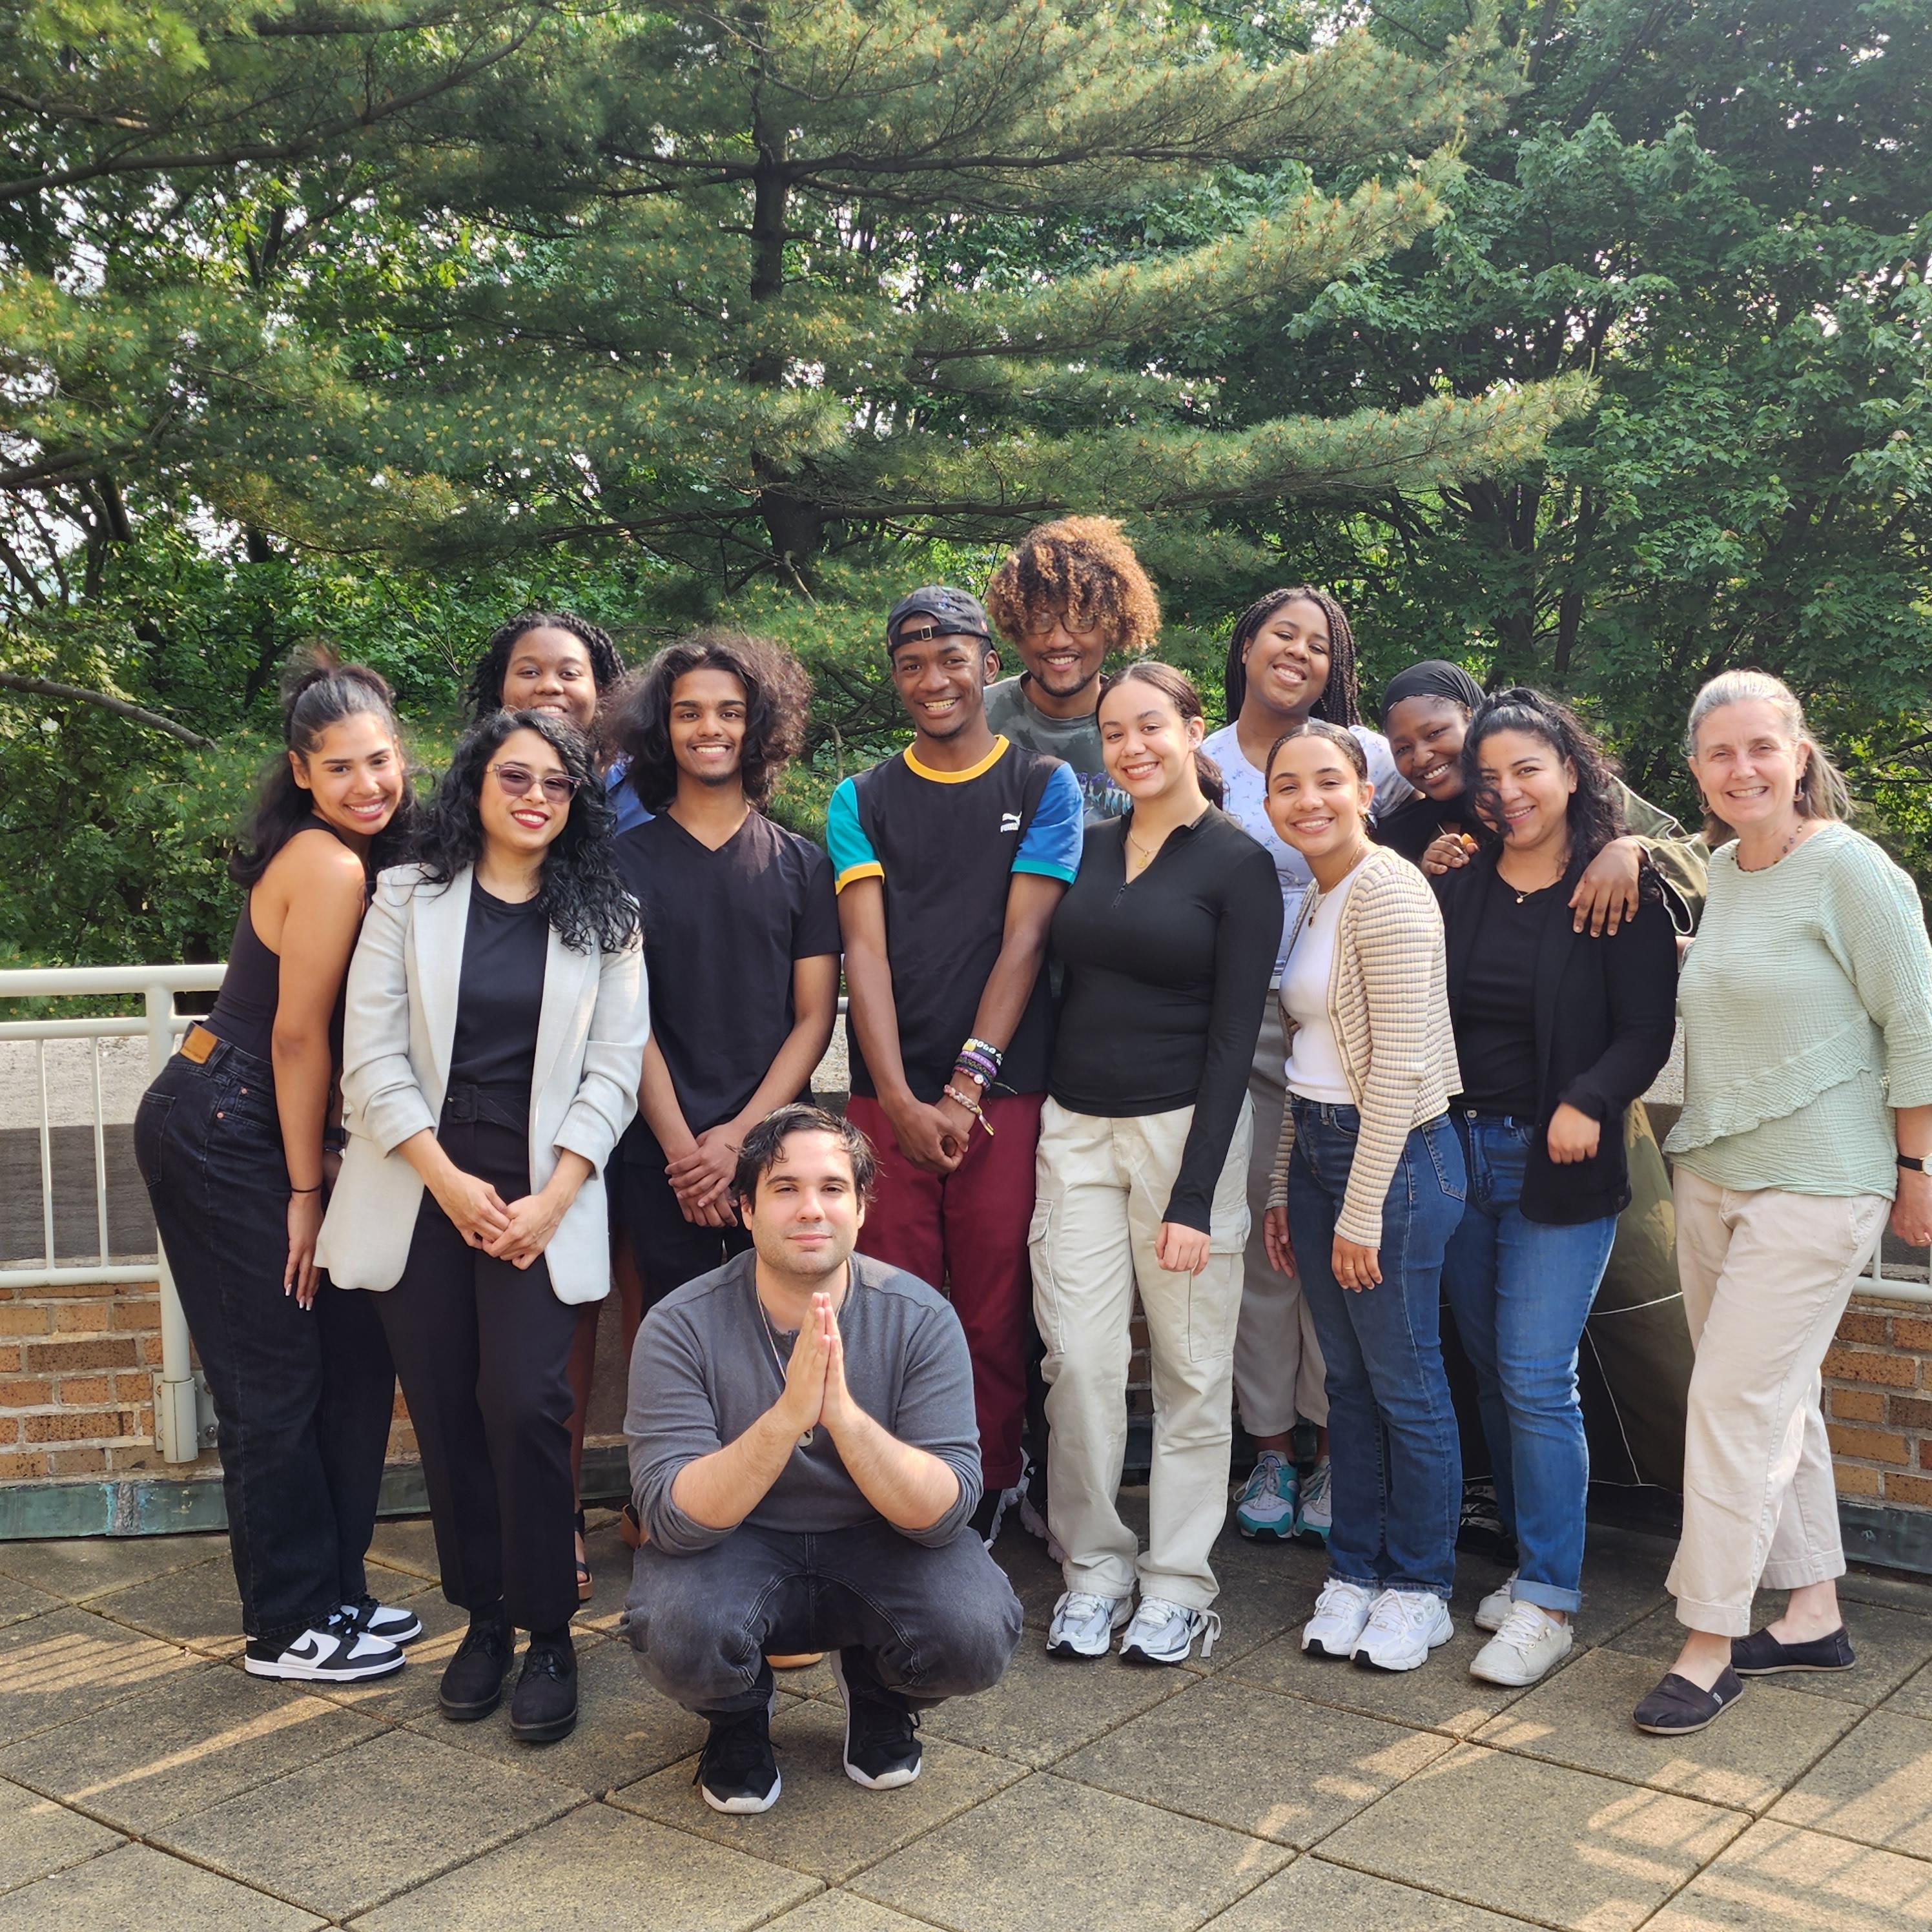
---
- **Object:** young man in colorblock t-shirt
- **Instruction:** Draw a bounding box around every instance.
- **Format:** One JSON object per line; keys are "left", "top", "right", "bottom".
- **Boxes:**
{"left": 827, "top": 586, "right": 1083, "bottom": 1541}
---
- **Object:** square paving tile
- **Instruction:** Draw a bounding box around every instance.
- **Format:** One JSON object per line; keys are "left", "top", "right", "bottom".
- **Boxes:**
{"left": 1890, "top": 1658, "right": 1932, "bottom": 1720}
{"left": 1318, "top": 1742, "right": 1747, "bottom": 1931}
{"left": 762, "top": 1894, "right": 940, "bottom": 1932}
{"left": 0, "top": 1660, "right": 381, "bottom": 1832}
{"left": 1200, "top": 1856, "right": 1534, "bottom": 1929}
{"left": 0, "top": 1534, "right": 227, "bottom": 1603}
{"left": 920, "top": 1632, "right": 1193, "bottom": 1767}
{"left": 1058, "top": 1676, "right": 1452, "bottom": 1848}
{"left": 154, "top": 1727, "right": 583, "bottom": 1920}
{"left": 1645, "top": 1817, "right": 1932, "bottom": 1929}
{"left": 1572, "top": 1524, "right": 1678, "bottom": 1646}
{"left": 1, "top": 1840, "right": 323, "bottom": 1931}
{"left": 1771, "top": 1707, "right": 1932, "bottom": 1857}
{"left": 1184, "top": 1561, "right": 1318, "bottom": 1674}
{"left": 610, "top": 1697, "right": 1024, "bottom": 1883}
{"left": 349, "top": 1800, "right": 816, "bottom": 1931}
{"left": 850, "top": 1772, "right": 1290, "bottom": 1932}
{"left": 0, "top": 1608, "right": 200, "bottom": 1745}
{"left": 1841, "top": 1566, "right": 1932, "bottom": 1618}
{"left": 1473, "top": 1645, "right": 1858, "bottom": 1813}
{"left": 0, "top": 1774, "right": 123, "bottom": 1896}
{"left": 404, "top": 1637, "right": 704, "bottom": 1794}
{"left": 0, "top": 1575, "right": 62, "bottom": 1629}
{"left": 365, "top": 1517, "right": 442, "bottom": 1581}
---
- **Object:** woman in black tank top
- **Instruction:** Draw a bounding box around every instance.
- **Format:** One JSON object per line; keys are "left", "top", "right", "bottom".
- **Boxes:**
{"left": 134, "top": 657, "right": 424, "bottom": 1687}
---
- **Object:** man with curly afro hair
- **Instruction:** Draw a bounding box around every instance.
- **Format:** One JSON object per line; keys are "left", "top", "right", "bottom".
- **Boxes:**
{"left": 983, "top": 516, "right": 1160, "bottom": 825}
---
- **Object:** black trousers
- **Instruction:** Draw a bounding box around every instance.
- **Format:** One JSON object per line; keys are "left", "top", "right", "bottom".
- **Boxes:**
{"left": 614, "top": 1120, "right": 753, "bottom": 1304}
{"left": 625, "top": 1519, "right": 1023, "bottom": 1716}
{"left": 376, "top": 1098, "right": 580, "bottom": 1634}
{"left": 134, "top": 1038, "right": 395, "bottom": 1646}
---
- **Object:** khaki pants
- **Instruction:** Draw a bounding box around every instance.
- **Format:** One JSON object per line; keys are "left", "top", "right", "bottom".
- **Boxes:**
{"left": 1232, "top": 994, "right": 1327, "bottom": 1433}
{"left": 1030, "top": 1097, "right": 1250, "bottom": 1610}
{"left": 1668, "top": 1167, "right": 1887, "bottom": 1636}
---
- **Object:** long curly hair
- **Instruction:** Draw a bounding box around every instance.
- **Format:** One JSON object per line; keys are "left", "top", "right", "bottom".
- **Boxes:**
{"left": 232, "top": 650, "right": 420, "bottom": 888}
{"left": 605, "top": 630, "right": 810, "bottom": 814}
{"left": 416, "top": 711, "right": 639, "bottom": 954}
{"left": 1222, "top": 586, "right": 1362, "bottom": 726}
{"left": 984, "top": 515, "right": 1160, "bottom": 656}
{"left": 1463, "top": 688, "right": 1629, "bottom": 872}
{"left": 462, "top": 611, "right": 626, "bottom": 724}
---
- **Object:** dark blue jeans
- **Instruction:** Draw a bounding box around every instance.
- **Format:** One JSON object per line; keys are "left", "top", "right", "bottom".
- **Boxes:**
{"left": 134, "top": 1037, "right": 396, "bottom": 1646}
{"left": 1288, "top": 1100, "right": 1466, "bottom": 1599}
{"left": 1441, "top": 1112, "right": 1618, "bottom": 1613}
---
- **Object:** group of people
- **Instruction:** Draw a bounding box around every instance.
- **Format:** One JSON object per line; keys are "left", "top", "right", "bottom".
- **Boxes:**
{"left": 133, "top": 512, "right": 1932, "bottom": 1818}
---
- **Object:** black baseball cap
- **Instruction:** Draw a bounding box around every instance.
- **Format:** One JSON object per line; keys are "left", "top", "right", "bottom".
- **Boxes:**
{"left": 885, "top": 586, "right": 992, "bottom": 652}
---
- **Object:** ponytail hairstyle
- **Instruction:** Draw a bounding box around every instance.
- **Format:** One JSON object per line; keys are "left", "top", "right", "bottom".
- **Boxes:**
{"left": 1685, "top": 669, "right": 1851, "bottom": 842}
{"left": 1098, "top": 660, "right": 1224, "bottom": 808}
{"left": 1463, "top": 687, "right": 1627, "bottom": 872}
{"left": 1222, "top": 586, "right": 1362, "bottom": 727}
{"left": 416, "top": 710, "right": 640, "bottom": 954}
{"left": 462, "top": 610, "right": 625, "bottom": 724}
{"left": 231, "top": 651, "right": 418, "bottom": 888}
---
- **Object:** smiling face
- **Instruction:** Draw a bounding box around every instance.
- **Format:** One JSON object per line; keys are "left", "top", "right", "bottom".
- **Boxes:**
{"left": 1264, "top": 731, "right": 1373, "bottom": 861}
{"left": 1098, "top": 678, "right": 1202, "bottom": 807}
{"left": 889, "top": 631, "right": 992, "bottom": 744}
{"left": 668, "top": 666, "right": 747, "bottom": 790}
{"left": 1473, "top": 726, "right": 1577, "bottom": 856}
{"left": 1688, "top": 698, "right": 1807, "bottom": 836}
{"left": 743, "top": 1129, "right": 865, "bottom": 1286}
{"left": 1384, "top": 695, "right": 1469, "bottom": 803}
{"left": 478, "top": 725, "right": 576, "bottom": 859}
{"left": 1015, "top": 606, "right": 1109, "bottom": 702}
{"left": 291, "top": 712, "right": 406, "bottom": 843}
{"left": 1242, "top": 597, "right": 1331, "bottom": 723}
{"left": 499, "top": 626, "right": 600, "bottom": 733}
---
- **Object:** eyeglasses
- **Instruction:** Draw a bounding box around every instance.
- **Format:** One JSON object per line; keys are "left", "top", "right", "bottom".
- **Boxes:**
{"left": 488, "top": 762, "right": 579, "bottom": 803}
{"left": 1023, "top": 610, "right": 1101, "bottom": 637}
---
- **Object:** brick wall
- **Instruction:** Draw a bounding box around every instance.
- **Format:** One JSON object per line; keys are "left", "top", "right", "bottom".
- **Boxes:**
{"left": 1825, "top": 1295, "right": 1932, "bottom": 1510}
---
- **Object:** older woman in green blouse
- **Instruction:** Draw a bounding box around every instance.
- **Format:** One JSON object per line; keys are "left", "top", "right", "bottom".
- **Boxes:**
{"left": 1634, "top": 671, "right": 1932, "bottom": 1738}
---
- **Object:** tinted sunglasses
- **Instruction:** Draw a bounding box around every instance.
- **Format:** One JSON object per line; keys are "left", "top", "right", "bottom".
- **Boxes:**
{"left": 488, "top": 761, "right": 579, "bottom": 804}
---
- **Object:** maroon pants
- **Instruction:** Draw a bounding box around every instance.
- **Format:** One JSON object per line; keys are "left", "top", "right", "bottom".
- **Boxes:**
{"left": 845, "top": 1091, "right": 1042, "bottom": 1490}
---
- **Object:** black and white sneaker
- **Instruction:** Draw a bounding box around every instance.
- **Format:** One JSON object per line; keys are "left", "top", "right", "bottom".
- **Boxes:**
{"left": 828, "top": 1649, "right": 922, "bottom": 1790}
{"left": 695, "top": 1692, "right": 781, "bottom": 1814}
{"left": 969, "top": 1483, "right": 1016, "bottom": 1550}
{"left": 341, "top": 1595, "right": 424, "bottom": 1645}
{"left": 244, "top": 1612, "right": 404, "bottom": 1683}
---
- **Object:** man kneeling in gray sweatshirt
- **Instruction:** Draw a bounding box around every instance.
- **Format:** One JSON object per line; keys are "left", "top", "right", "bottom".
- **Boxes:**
{"left": 623, "top": 1103, "right": 1023, "bottom": 1814}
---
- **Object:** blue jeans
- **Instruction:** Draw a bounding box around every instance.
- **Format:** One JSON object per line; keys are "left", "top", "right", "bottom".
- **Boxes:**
{"left": 1441, "top": 1113, "right": 1618, "bottom": 1614}
{"left": 1288, "top": 1100, "right": 1466, "bottom": 1599}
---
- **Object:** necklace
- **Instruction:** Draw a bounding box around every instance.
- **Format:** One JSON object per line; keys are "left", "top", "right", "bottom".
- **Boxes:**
{"left": 756, "top": 1291, "right": 839, "bottom": 1448}
{"left": 1125, "top": 829, "right": 1160, "bottom": 877}
{"left": 1499, "top": 843, "right": 1570, "bottom": 905}
{"left": 1737, "top": 821, "right": 1811, "bottom": 872}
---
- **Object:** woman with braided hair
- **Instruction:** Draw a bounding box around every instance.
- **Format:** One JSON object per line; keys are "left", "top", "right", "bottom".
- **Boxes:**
{"left": 1202, "top": 588, "right": 1413, "bottom": 1551}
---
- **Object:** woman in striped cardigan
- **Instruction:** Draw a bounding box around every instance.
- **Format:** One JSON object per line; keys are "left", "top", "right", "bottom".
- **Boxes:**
{"left": 1262, "top": 721, "right": 1467, "bottom": 1672}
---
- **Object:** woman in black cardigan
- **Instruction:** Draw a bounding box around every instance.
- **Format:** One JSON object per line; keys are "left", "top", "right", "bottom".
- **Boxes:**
{"left": 1434, "top": 690, "right": 1677, "bottom": 1689}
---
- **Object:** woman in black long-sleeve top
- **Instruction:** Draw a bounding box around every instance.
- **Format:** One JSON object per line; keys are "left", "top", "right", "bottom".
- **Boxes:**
{"left": 1433, "top": 690, "right": 1678, "bottom": 1691}
{"left": 1029, "top": 663, "right": 1279, "bottom": 1669}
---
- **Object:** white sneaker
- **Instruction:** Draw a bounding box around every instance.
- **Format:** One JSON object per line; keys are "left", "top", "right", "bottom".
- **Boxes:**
{"left": 1470, "top": 1600, "right": 1573, "bottom": 1687}
{"left": 243, "top": 1612, "right": 404, "bottom": 1683}
{"left": 1300, "top": 1577, "right": 1376, "bottom": 1658}
{"left": 1294, "top": 1457, "right": 1333, "bottom": 1543}
{"left": 341, "top": 1596, "right": 424, "bottom": 1645}
{"left": 1118, "top": 1595, "right": 1220, "bottom": 1665}
{"left": 1351, "top": 1588, "right": 1454, "bottom": 1672}
{"left": 1474, "top": 1570, "right": 1519, "bottom": 1634}
{"left": 1046, "top": 1590, "right": 1132, "bottom": 1660}
{"left": 1234, "top": 1452, "right": 1300, "bottom": 1540}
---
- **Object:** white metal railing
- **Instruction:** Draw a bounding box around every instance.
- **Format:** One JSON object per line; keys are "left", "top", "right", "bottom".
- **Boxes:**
{"left": 1, "top": 963, "right": 225, "bottom": 1462}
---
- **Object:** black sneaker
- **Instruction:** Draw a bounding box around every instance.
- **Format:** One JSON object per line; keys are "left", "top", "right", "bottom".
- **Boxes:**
{"left": 439, "top": 1609, "right": 513, "bottom": 1721}
{"left": 828, "top": 1649, "right": 921, "bottom": 1790}
{"left": 695, "top": 1696, "right": 781, "bottom": 1814}
{"left": 510, "top": 1630, "right": 578, "bottom": 1743}
{"left": 244, "top": 1611, "right": 404, "bottom": 1683}
{"left": 341, "top": 1594, "right": 424, "bottom": 1645}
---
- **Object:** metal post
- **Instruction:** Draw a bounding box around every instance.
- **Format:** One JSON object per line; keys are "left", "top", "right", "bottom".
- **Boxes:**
{"left": 145, "top": 982, "right": 199, "bottom": 1463}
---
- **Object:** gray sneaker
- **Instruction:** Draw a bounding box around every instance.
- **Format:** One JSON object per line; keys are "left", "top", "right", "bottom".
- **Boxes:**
{"left": 1118, "top": 1596, "right": 1220, "bottom": 1666}
{"left": 1046, "top": 1590, "right": 1132, "bottom": 1660}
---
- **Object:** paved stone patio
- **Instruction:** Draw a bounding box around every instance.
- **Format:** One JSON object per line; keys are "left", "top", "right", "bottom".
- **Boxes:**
{"left": 3, "top": 1503, "right": 1932, "bottom": 1930}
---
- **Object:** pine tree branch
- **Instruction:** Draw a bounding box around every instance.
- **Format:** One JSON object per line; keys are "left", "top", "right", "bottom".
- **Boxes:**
{"left": 0, "top": 673, "right": 214, "bottom": 748}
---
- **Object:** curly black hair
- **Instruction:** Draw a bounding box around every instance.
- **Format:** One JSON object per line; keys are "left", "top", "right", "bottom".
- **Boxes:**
{"left": 462, "top": 611, "right": 626, "bottom": 724}
{"left": 416, "top": 710, "right": 639, "bottom": 954}
{"left": 1222, "top": 586, "right": 1362, "bottom": 727}
{"left": 1463, "top": 688, "right": 1630, "bottom": 873}
{"left": 605, "top": 629, "right": 810, "bottom": 814}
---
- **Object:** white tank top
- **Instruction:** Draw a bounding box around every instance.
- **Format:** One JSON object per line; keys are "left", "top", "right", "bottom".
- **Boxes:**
{"left": 1281, "top": 854, "right": 1370, "bottom": 1104}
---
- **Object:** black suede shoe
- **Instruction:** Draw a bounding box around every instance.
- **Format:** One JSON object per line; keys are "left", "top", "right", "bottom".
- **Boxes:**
{"left": 438, "top": 1609, "right": 513, "bottom": 1722}
{"left": 1731, "top": 1625, "right": 1855, "bottom": 1676}
{"left": 510, "top": 1629, "right": 578, "bottom": 1743}
{"left": 828, "top": 1649, "right": 922, "bottom": 1790}
{"left": 1633, "top": 1665, "right": 1746, "bottom": 1736}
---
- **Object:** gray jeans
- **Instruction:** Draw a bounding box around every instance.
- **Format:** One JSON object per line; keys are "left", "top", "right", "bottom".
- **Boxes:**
{"left": 623, "top": 1519, "right": 1023, "bottom": 1716}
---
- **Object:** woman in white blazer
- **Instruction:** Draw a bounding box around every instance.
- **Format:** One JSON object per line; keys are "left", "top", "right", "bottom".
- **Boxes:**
{"left": 318, "top": 708, "right": 646, "bottom": 1745}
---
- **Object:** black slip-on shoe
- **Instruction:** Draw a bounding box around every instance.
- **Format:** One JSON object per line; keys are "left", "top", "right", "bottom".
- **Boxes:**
{"left": 1731, "top": 1625, "right": 1855, "bottom": 1676}
{"left": 1633, "top": 1666, "right": 1746, "bottom": 1736}
{"left": 438, "top": 1611, "right": 513, "bottom": 1721}
{"left": 510, "top": 1632, "right": 579, "bottom": 1743}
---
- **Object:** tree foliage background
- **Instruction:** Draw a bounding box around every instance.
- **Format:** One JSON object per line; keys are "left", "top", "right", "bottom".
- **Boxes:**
{"left": 1, "top": 0, "right": 1927, "bottom": 968}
